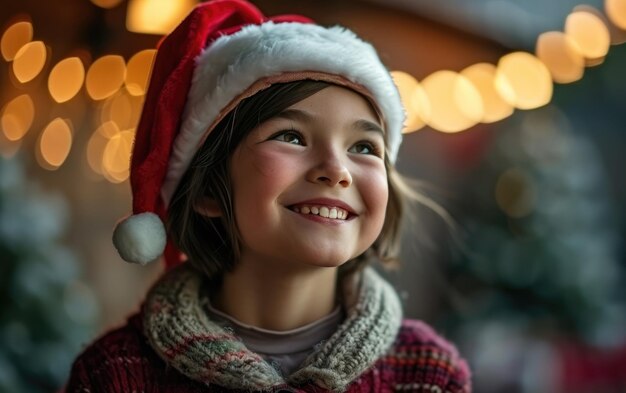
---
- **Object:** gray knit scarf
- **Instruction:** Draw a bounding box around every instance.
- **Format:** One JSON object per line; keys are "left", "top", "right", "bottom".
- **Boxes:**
{"left": 142, "top": 264, "right": 402, "bottom": 392}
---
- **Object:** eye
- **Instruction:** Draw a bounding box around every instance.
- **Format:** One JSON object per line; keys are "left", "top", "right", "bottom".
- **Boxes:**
{"left": 271, "top": 130, "right": 304, "bottom": 145}
{"left": 349, "top": 141, "right": 381, "bottom": 157}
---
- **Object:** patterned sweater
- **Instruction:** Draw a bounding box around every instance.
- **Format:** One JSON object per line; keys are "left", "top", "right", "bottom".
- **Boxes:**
{"left": 66, "top": 264, "right": 471, "bottom": 392}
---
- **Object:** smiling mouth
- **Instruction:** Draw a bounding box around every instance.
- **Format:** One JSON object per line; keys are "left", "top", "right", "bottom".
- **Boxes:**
{"left": 289, "top": 204, "right": 352, "bottom": 220}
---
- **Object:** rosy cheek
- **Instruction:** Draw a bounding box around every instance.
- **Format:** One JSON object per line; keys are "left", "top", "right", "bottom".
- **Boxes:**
{"left": 249, "top": 149, "right": 294, "bottom": 179}
{"left": 362, "top": 166, "right": 389, "bottom": 220}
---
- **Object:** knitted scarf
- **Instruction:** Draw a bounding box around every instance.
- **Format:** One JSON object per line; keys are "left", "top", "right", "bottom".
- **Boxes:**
{"left": 142, "top": 264, "right": 403, "bottom": 392}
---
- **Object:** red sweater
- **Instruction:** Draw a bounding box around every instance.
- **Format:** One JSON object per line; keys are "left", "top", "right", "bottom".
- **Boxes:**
{"left": 66, "top": 265, "right": 471, "bottom": 392}
{"left": 66, "top": 314, "right": 470, "bottom": 392}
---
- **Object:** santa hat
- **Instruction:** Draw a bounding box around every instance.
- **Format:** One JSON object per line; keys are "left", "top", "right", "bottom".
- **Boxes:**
{"left": 112, "top": 0, "right": 405, "bottom": 267}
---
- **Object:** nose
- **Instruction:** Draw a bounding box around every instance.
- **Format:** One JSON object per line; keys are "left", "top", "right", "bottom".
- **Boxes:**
{"left": 306, "top": 150, "right": 353, "bottom": 188}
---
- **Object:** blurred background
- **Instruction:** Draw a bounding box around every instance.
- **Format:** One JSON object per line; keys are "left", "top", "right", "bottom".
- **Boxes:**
{"left": 0, "top": 0, "right": 625, "bottom": 392}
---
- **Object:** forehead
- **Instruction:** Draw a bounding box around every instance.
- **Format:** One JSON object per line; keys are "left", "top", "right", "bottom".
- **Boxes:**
{"left": 282, "top": 85, "right": 383, "bottom": 129}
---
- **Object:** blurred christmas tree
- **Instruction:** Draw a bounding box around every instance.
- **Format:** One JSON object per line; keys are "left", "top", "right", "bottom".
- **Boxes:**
{"left": 0, "top": 155, "right": 97, "bottom": 393}
{"left": 444, "top": 107, "right": 626, "bottom": 392}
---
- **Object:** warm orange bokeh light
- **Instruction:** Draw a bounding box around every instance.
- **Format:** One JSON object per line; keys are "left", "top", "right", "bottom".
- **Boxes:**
{"left": 1, "top": 21, "right": 33, "bottom": 61}
{"left": 86, "top": 55, "right": 126, "bottom": 100}
{"left": 390, "top": 71, "right": 430, "bottom": 133}
{"left": 606, "top": 0, "right": 626, "bottom": 30}
{"left": 12, "top": 41, "right": 47, "bottom": 83}
{"left": 102, "top": 129, "right": 135, "bottom": 183}
{"left": 421, "top": 70, "right": 483, "bottom": 133}
{"left": 1, "top": 94, "right": 35, "bottom": 141}
{"left": 101, "top": 91, "right": 144, "bottom": 131}
{"left": 87, "top": 121, "right": 119, "bottom": 174}
{"left": 565, "top": 11, "right": 610, "bottom": 60}
{"left": 126, "top": 0, "right": 197, "bottom": 35}
{"left": 536, "top": 31, "right": 585, "bottom": 84}
{"left": 38, "top": 118, "right": 73, "bottom": 169}
{"left": 125, "top": 49, "right": 157, "bottom": 96}
{"left": 495, "top": 52, "right": 553, "bottom": 110}
{"left": 460, "top": 63, "right": 514, "bottom": 123}
{"left": 48, "top": 57, "right": 85, "bottom": 103}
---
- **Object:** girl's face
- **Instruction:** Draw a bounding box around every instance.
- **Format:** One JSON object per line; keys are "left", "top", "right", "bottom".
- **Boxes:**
{"left": 230, "top": 85, "right": 389, "bottom": 270}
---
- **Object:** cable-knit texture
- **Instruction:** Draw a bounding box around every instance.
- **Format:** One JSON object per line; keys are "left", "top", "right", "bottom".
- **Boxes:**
{"left": 65, "top": 264, "right": 472, "bottom": 392}
{"left": 143, "top": 264, "right": 284, "bottom": 390}
{"left": 289, "top": 268, "right": 402, "bottom": 390}
{"left": 142, "top": 264, "right": 402, "bottom": 391}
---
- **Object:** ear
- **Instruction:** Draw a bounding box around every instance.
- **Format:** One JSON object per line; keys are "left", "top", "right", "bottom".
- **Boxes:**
{"left": 194, "top": 197, "right": 222, "bottom": 218}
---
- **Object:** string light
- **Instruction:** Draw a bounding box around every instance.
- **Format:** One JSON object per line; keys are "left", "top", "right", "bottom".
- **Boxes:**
{"left": 125, "top": 49, "right": 156, "bottom": 96}
{"left": 87, "top": 121, "right": 118, "bottom": 175}
{"left": 536, "top": 31, "right": 585, "bottom": 83}
{"left": 421, "top": 70, "right": 484, "bottom": 133}
{"left": 605, "top": 0, "right": 626, "bottom": 29}
{"left": 102, "top": 129, "right": 135, "bottom": 183}
{"left": 495, "top": 52, "right": 553, "bottom": 110}
{"left": 390, "top": 71, "right": 430, "bottom": 133}
{"left": 126, "top": 0, "right": 197, "bottom": 35}
{"left": 565, "top": 10, "right": 611, "bottom": 61}
{"left": 460, "top": 63, "right": 514, "bottom": 123}
{"left": 1, "top": 21, "right": 33, "bottom": 61}
{"left": 38, "top": 118, "right": 73, "bottom": 169}
{"left": 85, "top": 55, "right": 126, "bottom": 100}
{"left": 1, "top": 94, "right": 35, "bottom": 141}
{"left": 12, "top": 41, "right": 47, "bottom": 83}
{"left": 48, "top": 57, "right": 85, "bottom": 103}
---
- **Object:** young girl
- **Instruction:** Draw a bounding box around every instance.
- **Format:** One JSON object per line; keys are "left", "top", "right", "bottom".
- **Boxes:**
{"left": 67, "top": 0, "right": 471, "bottom": 391}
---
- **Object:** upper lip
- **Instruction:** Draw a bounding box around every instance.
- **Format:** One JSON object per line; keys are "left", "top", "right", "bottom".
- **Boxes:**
{"left": 288, "top": 198, "right": 357, "bottom": 215}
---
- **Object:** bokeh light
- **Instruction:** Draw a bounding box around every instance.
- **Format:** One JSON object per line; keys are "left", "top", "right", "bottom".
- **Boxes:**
{"left": 495, "top": 168, "right": 536, "bottom": 218}
{"left": 48, "top": 57, "right": 85, "bottom": 103}
{"left": 460, "top": 63, "right": 514, "bottom": 123}
{"left": 85, "top": 55, "right": 126, "bottom": 100}
{"left": 87, "top": 121, "right": 119, "bottom": 175}
{"left": 390, "top": 71, "right": 430, "bottom": 133}
{"left": 1, "top": 21, "right": 33, "bottom": 61}
{"left": 12, "top": 41, "right": 47, "bottom": 83}
{"left": 38, "top": 118, "right": 73, "bottom": 169}
{"left": 125, "top": 49, "right": 156, "bottom": 96}
{"left": 606, "top": 0, "right": 626, "bottom": 30}
{"left": 126, "top": 0, "right": 197, "bottom": 35}
{"left": 1, "top": 94, "right": 35, "bottom": 141}
{"left": 536, "top": 31, "right": 585, "bottom": 84}
{"left": 421, "top": 70, "right": 483, "bottom": 133}
{"left": 102, "top": 129, "right": 135, "bottom": 183}
{"left": 101, "top": 90, "right": 144, "bottom": 131}
{"left": 90, "top": 0, "right": 124, "bottom": 8}
{"left": 565, "top": 10, "right": 610, "bottom": 60}
{"left": 495, "top": 52, "right": 553, "bottom": 110}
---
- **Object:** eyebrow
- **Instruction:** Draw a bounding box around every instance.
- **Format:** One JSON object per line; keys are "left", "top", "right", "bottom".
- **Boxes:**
{"left": 274, "top": 109, "right": 384, "bottom": 136}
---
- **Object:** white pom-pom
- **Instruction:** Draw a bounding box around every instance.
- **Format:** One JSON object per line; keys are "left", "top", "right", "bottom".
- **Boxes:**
{"left": 112, "top": 212, "right": 166, "bottom": 265}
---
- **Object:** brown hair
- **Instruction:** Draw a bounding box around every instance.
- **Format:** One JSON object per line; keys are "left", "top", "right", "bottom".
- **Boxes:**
{"left": 167, "top": 80, "right": 411, "bottom": 280}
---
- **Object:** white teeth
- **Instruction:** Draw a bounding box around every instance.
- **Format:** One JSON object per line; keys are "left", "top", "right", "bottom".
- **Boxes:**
{"left": 292, "top": 205, "right": 349, "bottom": 220}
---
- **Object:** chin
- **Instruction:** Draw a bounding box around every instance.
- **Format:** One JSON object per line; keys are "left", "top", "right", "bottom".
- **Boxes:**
{"left": 294, "top": 249, "right": 363, "bottom": 269}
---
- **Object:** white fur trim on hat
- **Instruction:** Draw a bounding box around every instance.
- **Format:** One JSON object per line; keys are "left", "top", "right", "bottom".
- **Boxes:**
{"left": 161, "top": 21, "right": 404, "bottom": 205}
{"left": 112, "top": 212, "right": 167, "bottom": 265}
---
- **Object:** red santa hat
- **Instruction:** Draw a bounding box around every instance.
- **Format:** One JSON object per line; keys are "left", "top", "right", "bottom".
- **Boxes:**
{"left": 112, "top": 0, "right": 405, "bottom": 267}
